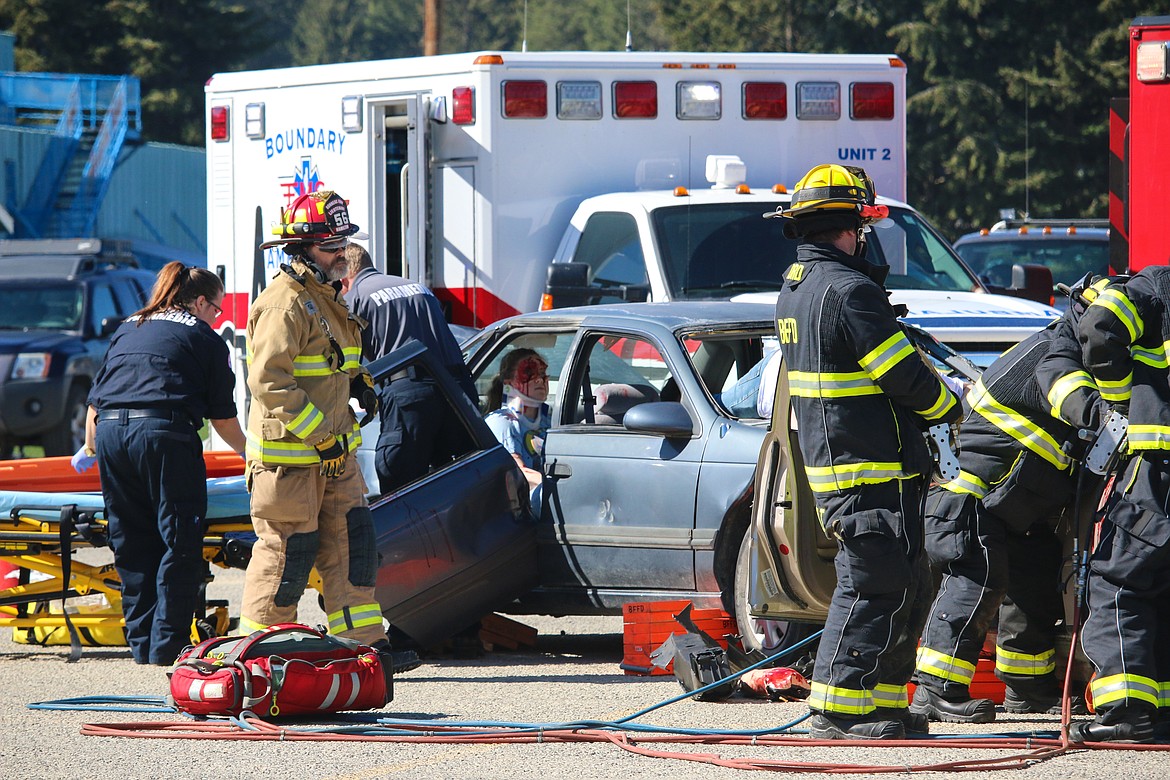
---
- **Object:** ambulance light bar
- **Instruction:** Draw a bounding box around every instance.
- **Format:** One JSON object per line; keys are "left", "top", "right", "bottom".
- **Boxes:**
{"left": 452, "top": 87, "right": 475, "bottom": 125}
{"left": 210, "top": 105, "right": 229, "bottom": 141}
{"left": 557, "top": 81, "right": 602, "bottom": 119}
{"left": 614, "top": 81, "right": 657, "bottom": 118}
{"left": 851, "top": 82, "right": 894, "bottom": 119}
{"left": 503, "top": 81, "right": 547, "bottom": 118}
{"left": 677, "top": 81, "right": 721, "bottom": 119}
{"left": 245, "top": 103, "right": 265, "bottom": 138}
{"left": 341, "top": 96, "right": 363, "bottom": 132}
{"left": 743, "top": 82, "right": 786, "bottom": 119}
{"left": 796, "top": 82, "right": 840, "bottom": 120}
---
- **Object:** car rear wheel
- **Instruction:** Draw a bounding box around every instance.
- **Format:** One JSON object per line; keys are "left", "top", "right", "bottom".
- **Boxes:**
{"left": 43, "top": 385, "right": 88, "bottom": 457}
{"left": 733, "top": 525, "right": 820, "bottom": 660}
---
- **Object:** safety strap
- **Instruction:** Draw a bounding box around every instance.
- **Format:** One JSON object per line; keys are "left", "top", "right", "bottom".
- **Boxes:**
{"left": 58, "top": 504, "right": 82, "bottom": 663}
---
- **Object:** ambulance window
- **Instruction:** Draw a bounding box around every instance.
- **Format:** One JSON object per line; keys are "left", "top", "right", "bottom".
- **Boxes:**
{"left": 572, "top": 212, "right": 649, "bottom": 303}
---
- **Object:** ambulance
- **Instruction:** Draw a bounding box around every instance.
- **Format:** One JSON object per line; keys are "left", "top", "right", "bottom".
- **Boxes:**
{"left": 205, "top": 50, "right": 913, "bottom": 334}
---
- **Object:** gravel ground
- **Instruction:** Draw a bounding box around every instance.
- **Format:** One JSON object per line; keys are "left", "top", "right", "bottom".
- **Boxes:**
{"left": 3, "top": 554, "right": 1170, "bottom": 779}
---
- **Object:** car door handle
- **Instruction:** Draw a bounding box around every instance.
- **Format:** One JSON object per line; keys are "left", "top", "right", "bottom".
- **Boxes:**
{"left": 546, "top": 461, "right": 572, "bottom": 479}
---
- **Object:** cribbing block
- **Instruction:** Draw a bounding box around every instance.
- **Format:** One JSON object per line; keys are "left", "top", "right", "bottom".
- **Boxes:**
{"left": 478, "top": 613, "right": 538, "bottom": 650}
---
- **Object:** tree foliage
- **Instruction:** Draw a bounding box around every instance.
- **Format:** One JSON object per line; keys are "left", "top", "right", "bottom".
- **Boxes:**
{"left": 0, "top": 0, "right": 1159, "bottom": 233}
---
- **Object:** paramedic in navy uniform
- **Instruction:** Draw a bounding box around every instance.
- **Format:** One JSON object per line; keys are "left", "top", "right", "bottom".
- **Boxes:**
{"left": 343, "top": 245, "right": 477, "bottom": 494}
{"left": 72, "top": 262, "right": 246, "bottom": 665}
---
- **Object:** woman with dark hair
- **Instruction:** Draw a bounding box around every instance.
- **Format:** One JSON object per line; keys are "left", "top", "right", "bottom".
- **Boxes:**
{"left": 72, "top": 261, "right": 246, "bottom": 665}
{"left": 484, "top": 348, "right": 551, "bottom": 504}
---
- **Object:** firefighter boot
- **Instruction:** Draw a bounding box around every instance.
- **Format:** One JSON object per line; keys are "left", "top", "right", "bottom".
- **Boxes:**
{"left": 807, "top": 710, "right": 906, "bottom": 740}
{"left": 1068, "top": 705, "right": 1155, "bottom": 744}
{"left": 1003, "top": 675, "right": 1088, "bottom": 715}
{"left": 909, "top": 684, "right": 996, "bottom": 723}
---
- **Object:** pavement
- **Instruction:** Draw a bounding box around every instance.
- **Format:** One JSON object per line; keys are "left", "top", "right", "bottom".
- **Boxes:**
{"left": 4, "top": 554, "right": 1170, "bottom": 779}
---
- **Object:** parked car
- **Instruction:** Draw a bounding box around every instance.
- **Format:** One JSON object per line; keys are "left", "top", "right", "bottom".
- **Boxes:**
{"left": 953, "top": 219, "right": 1111, "bottom": 306}
{"left": 0, "top": 239, "right": 158, "bottom": 457}
{"left": 453, "top": 302, "right": 793, "bottom": 626}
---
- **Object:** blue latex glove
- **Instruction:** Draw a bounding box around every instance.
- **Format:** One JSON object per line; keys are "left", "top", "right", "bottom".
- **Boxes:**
{"left": 71, "top": 445, "right": 97, "bottom": 473}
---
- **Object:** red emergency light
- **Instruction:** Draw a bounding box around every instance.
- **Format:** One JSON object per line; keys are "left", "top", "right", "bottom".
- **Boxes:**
{"left": 743, "top": 82, "right": 787, "bottom": 119}
{"left": 210, "top": 105, "right": 229, "bottom": 141}
{"left": 851, "top": 82, "right": 894, "bottom": 120}
{"left": 452, "top": 87, "right": 475, "bottom": 125}
{"left": 614, "top": 81, "right": 657, "bottom": 118}
{"left": 503, "top": 81, "right": 547, "bottom": 118}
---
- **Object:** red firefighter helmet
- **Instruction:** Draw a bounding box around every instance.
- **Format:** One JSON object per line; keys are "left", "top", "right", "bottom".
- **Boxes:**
{"left": 259, "top": 190, "right": 367, "bottom": 249}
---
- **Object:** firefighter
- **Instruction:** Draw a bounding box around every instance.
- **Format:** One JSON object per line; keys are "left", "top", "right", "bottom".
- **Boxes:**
{"left": 769, "top": 164, "right": 962, "bottom": 740}
{"left": 910, "top": 278, "right": 1110, "bottom": 724}
{"left": 244, "top": 190, "right": 416, "bottom": 672}
{"left": 1072, "top": 267, "right": 1170, "bottom": 744}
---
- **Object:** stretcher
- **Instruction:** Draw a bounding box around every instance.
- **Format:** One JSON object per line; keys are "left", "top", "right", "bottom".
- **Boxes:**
{"left": 0, "top": 453, "right": 250, "bottom": 651}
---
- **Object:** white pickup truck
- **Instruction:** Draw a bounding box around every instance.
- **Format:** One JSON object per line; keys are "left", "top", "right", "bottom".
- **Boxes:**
{"left": 542, "top": 159, "right": 1059, "bottom": 364}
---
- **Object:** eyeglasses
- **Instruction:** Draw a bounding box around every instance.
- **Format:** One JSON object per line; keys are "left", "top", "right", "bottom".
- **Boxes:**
{"left": 206, "top": 298, "right": 223, "bottom": 316}
{"left": 316, "top": 240, "right": 349, "bottom": 254}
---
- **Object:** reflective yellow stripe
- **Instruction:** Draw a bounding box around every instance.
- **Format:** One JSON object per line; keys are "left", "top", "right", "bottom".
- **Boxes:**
{"left": 919, "top": 382, "right": 957, "bottom": 421}
{"left": 341, "top": 346, "right": 362, "bottom": 371}
{"left": 239, "top": 615, "right": 268, "bottom": 633}
{"left": 328, "top": 603, "right": 384, "bottom": 633}
{"left": 1161, "top": 681, "right": 1170, "bottom": 709}
{"left": 1090, "top": 672, "right": 1159, "bottom": 708}
{"left": 1096, "top": 373, "right": 1132, "bottom": 403}
{"left": 808, "top": 681, "right": 874, "bottom": 715}
{"left": 1046, "top": 370, "right": 1096, "bottom": 421}
{"left": 1093, "top": 288, "right": 1143, "bottom": 343}
{"left": 804, "top": 461, "right": 911, "bottom": 493}
{"left": 1128, "top": 425, "right": 1170, "bottom": 452}
{"left": 872, "top": 683, "right": 909, "bottom": 709}
{"left": 788, "top": 370, "right": 880, "bottom": 398}
{"left": 858, "top": 332, "right": 915, "bottom": 380}
{"left": 916, "top": 646, "right": 977, "bottom": 685}
{"left": 292, "top": 355, "right": 333, "bottom": 377}
{"left": 995, "top": 646, "right": 1055, "bottom": 676}
{"left": 940, "top": 470, "right": 989, "bottom": 498}
{"left": 245, "top": 426, "right": 362, "bottom": 465}
{"left": 1132, "top": 343, "right": 1169, "bottom": 369}
{"left": 970, "top": 379, "right": 1071, "bottom": 470}
{"left": 287, "top": 403, "right": 326, "bottom": 439}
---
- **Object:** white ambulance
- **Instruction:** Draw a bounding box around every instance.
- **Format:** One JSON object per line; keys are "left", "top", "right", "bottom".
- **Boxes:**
{"left": 205, "top": 49, "right": 912, "bottom": 335}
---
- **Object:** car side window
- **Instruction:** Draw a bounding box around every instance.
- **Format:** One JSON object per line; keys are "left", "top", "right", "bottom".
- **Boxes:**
{"left": 572, "top": 212, "right": 648, "bottom": 302}
{"left": 88, "top": 282, "right": 119, "bottom": 336}
{"left": 111, "top": 278, "right": 144, "bottom": 315}
{"left": 474, "top": 332, "right": 576, "bottom": 417}
{"left": 573, "top": 333, "right": 671, "bottom": 425}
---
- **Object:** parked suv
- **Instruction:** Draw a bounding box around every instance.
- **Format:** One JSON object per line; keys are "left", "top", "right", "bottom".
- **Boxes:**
{"left": 953, "top": 218, "right": 1110, "bottom": 303}
{"left": 0, "top": 239, "right": 157, "bottom": 457}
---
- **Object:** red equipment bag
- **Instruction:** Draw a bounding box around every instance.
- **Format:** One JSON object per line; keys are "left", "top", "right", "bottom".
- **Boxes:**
{"left": 167, "top": 623, "right": 391, "bottom": 719}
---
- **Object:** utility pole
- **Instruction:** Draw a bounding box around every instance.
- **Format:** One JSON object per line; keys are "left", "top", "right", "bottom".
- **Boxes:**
{"left": 424, "top": 0, "right": 441, "bottom": 56}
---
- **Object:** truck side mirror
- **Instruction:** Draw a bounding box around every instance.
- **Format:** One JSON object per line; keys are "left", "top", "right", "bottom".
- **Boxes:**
{"left": 100, "top": 316, "right": 124, "bottom": 336}
{"left": 543, "top": 262, "right": 593, "bottom": 309}
{"left": 1009, "top": 263, "right": 1054, "bottom": 306}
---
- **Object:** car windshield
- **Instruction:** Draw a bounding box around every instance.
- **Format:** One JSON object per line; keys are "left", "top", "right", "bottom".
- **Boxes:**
{"left": 0, "top": 283, "right": 84, "bottom": 331}
{"left": 956, "top": 237, "right": 1110, "bottom": 289}
{"left": 652, "top": 203, "right": 978, "bottom": 298}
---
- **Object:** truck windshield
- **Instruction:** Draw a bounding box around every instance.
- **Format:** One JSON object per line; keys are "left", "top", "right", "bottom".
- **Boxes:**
{"left": 652, "top": 203, "right": 979, "bottom": 298}
{"left": 0, "top": 283, "right": 84, "bottom": 331}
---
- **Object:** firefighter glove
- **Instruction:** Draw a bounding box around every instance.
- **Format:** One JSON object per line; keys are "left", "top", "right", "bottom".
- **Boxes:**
{"left": 351, "top": 372, "right": 380, "bottom": 426}
{"left": 314, "top": 434, "right": 347, "bottom": 478}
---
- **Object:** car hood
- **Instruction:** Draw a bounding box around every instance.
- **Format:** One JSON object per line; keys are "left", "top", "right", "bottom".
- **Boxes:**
{"left": 732, "top": 290, "right": 1059, "bottom": 345}
{"left": 0, "top": 330, "right": 81, "bottom": 353}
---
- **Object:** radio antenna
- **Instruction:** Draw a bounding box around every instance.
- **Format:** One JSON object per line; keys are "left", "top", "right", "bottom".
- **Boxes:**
{"left": 625, "top": 0, "right": 633, "bottom": 51}
{"left": 522, "top": 0, "right": 528, "bottom": 52}
{"left": 1024, "top": 83, "right": 1030, "bottom": 218}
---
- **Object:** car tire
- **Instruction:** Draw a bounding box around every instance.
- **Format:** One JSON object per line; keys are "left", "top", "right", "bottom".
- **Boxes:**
{"left": 43, "top": 384, "right": 89, "bottom": 457}
{"left": 732, "top": 525, "right": 820, "bottom": 660}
